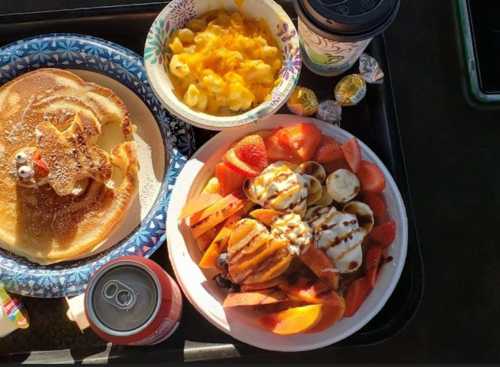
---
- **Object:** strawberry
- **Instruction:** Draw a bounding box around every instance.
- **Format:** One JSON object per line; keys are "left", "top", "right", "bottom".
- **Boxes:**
{"left": 234, "top": 135, "right": 268, "bottom": 172}
{"left": 362, "top": 192, "right": 388, "bottom": 224}
{"left": 365, "top": 245, "right": 383, "bottom": 288}
{"left": 341, "top": 138, "right": 361, "bottom": 173}
{"left": 264, "top": 128, "right": 296, "bottom": 162}
{"left": 215, "top": 162, "right": 246, "bottom": 195}
{"left": 357, "top": 160, "right": 386, "bottom": 193}
{"left": 277, "top": 123, "right": 322, "bottom": 162}
{"left": 370, "top": 220, "right": 396, "bottom": 248}
{"left": 344, "top": 276, "right": 372, "bottom": 317}
{"left": 314, "top": 135, "right": 344, "bottom": 163}
{"left": 224, "top": 135, "right": 268, "bottom": 177}
{"left": 323, "top": 159, "right": 351, "bottom": 174}
{"left": 33, "top": 158, "right": 49, "bottom": 177}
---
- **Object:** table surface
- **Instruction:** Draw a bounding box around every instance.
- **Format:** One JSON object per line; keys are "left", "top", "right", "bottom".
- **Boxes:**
{"left": 0, "top": 0, "right": 497, "bottom": 364}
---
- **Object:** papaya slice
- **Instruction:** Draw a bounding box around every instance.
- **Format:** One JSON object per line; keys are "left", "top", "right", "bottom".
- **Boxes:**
{"left": 199, "top": 227, "right": 232, "bottom": 269}
{"left": 188, "top": 194, "right": 246, "bottom": 238}
{"left": 229, "top": 238, "right": 288, "bottom": 283}
{"left": 260, "top": 304, "right": 323, "bottom": 335}
{"left": 195, "top": 224, "right": 222, "bottom": 252}
{"left": 243, "top": 248, "right": 293, "bottom": 285}
{"left": 223, "top": 290, "right": 287, "bottom": 308}
{"left": 306, "top": 298, "right": 345, "bottom": 333}
{"left": 299, "top": 244, "right": 340, "bottom": 290}
{"left": 249, "top": 208, "right": 282, "bottom": 226}
{"left": 240, "top": 276, "right": 287, "bottom": 292}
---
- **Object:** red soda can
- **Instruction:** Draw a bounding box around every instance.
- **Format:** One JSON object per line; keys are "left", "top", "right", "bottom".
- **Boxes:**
{"left": 85, "top": 256, "right": 182, "bottom": 345}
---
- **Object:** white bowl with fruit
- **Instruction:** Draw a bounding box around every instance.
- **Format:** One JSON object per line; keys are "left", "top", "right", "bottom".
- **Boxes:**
{"left": 166, "top": 114, "right": 408, "bottom": 351}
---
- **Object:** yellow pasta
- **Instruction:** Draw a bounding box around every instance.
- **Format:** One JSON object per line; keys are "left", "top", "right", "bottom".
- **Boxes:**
{"left": 165, "top": 10, "right": 282, "bottom": 116}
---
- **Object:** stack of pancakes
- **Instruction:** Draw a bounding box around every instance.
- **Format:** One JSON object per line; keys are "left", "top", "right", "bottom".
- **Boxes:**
{"left": 0, "top": 68, "right": 139, "bottom": 265}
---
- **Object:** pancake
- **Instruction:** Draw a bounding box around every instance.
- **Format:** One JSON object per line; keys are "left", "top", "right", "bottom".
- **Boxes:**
{"left": 0, "top": 68, "right": 139, "bottom": 265}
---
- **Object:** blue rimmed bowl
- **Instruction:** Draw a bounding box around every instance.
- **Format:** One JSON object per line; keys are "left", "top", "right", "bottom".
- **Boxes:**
{"left": 0, "top": 34, "right": 195, "bottom": 298}
{"left": 144, "top": 0, "right": 301, "bottom": 130}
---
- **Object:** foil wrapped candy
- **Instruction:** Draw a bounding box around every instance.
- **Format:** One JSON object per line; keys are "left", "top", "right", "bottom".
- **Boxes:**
{"left": 286, "top": 53, "right": 384, "bottom": 127}
{"left": 286, "top": 87, "right": 319, "bottom": 116}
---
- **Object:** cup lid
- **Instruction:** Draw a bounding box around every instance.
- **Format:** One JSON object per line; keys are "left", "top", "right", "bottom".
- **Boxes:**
{"left": 296, "top": 0, "right": 400, "bottom": 41}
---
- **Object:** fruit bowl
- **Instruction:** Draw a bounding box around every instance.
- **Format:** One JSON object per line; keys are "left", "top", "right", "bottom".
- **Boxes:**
{"left": 144, "top": 0, "right": 301, "bottom": 130}
{"left": 166, "top": 114, "right": 408, "bottom": 351}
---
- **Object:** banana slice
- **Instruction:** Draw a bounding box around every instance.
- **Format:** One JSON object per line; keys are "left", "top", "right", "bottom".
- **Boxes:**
{"left": 243, "top": 162, "right": 308, "bottom": 214}
{"left": 326, "top": 230, "right": 365, "bottom": 273}
{"left": 296, "top": 161, "right": 326, "bottom": 183}
{"left": 303, "top": 174, "right": 323, "bottom": 205}
{"left": 305, "top": 205, "right": 333, "bottom": 222}
{"left": 344, "top": 201, "right": 375, "bottom": 233}
{"left": 305, "top": 205, "right": 366, "bottom": 274}
{"left": 315, "top": 186, "right": 334, "bottom": 207}
{"left": 326, "top": 169, "right": 360, "bottom": 203}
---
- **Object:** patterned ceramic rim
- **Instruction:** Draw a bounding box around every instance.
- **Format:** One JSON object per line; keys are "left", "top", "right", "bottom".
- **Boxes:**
{"left": 0, "top": 34, "right": 195, "bottom": 298}
{"left": 144, "top": 0, "right": 302, "bottom": 130}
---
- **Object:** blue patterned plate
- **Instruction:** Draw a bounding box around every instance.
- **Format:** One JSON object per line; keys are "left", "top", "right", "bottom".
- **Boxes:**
{"left": 0, "top": 34, "right": 195, "bottom": 298}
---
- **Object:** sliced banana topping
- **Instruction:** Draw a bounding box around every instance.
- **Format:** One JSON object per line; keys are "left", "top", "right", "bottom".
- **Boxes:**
{"left": 244, "top": 161, "right": 308, "bottom": 214}
{"left": 344, "top": 201, "right": 375, "bottom": 233}
{"left": 296, "top": 161, "right": 326, "bottom": 183}
{"left": 306, "top": 205, "right": 367, "bottom": 274}
{"left": 315, "top": 187, "right": 334, "bottom": 207}
{"left": 326, "top": 168, "right": 360, "bottom": 203}
{"left": 303, "top": 174, "right": 323, "bottom": 205}
{"left": 326, "top": 231, "right": 364, "bottom": 273}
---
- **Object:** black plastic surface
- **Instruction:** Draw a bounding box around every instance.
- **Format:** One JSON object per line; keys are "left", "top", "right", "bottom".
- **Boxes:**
{"left": 0, "top": 1, "right": 423, "bottom": 361}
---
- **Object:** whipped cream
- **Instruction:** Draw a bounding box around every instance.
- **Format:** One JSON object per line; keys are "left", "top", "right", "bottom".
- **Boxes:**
{"left": 246, "top": 162, "right": 308, "bottom": 213}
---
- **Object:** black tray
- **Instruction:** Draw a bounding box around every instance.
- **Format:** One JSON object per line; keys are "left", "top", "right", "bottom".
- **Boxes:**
{"left": 455, "top": 0, "right": 500, "bottom": 108}
{"left": 0, "top": 2, "right": 423, "bottom": 363}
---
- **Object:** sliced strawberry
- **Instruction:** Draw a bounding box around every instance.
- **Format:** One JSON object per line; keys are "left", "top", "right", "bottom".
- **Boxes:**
{"left": 32, "top": 150, "right": 41, "bottom": 161}
{"left": 215, "top": 162, "right": 246, "bottom": 195}
{"left": 370, "top": 220, "right": 396, "bottom": 248}
{"left": 33, "top": 158, "right": 49, "bottom": 177}
{"left": 264, "top": 128, "right": 296, "bottom": 162}
{"left": 344, "top": 276, "right": 372, "bottom": 317}
{"left": 323, "top": 159, "right": 351, "bottom": 174}
{"left": 362, "top": 192, "right": 388, "bottom": 224}
{"left": 277, "top": 123, "right": 322, "bottom": 162}
{"left": 314, "top": 135, "right": 344, "bottom": 163}
{"left": 224, "top": 149, "right": 260, "bottom": 177}
{"left": 341, "top": 138, "right": 361, "bottom": 173}
{"left": 365, "top": 245, "right": 383, "bottom": 288}
{"left": 357, "top": 160, "right": 386, "bottom": 193}
{"left": 233, "top": 135, "right": 268, "bottom": 172}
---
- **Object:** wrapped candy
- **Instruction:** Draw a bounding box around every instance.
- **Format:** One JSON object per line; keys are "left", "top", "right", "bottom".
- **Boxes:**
{"left": 334, "top": 74, "right": 367, "bottom": 107}
{"left": 0, "top": 287, "right": 29, "bottom": 337}
{"left": 359, "top": 53, "right": 384, "bottom": 84}
{"left": 316, "top": 100, "right": 342, "bottom": 126}
{"left": 287, "top": 86, "right": 319, "bottom": 116}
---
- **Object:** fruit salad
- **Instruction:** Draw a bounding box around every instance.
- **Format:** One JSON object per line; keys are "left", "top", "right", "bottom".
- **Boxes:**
{"left": 181, "top": 122, "right": 397, "bottom": 336}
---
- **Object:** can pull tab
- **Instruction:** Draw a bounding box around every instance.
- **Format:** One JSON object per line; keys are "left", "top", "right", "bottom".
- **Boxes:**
{"left": 102, "top": 280, "right": 137, "bottom": 310}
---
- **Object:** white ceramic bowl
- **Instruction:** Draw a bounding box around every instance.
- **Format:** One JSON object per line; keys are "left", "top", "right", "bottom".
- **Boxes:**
{"left": 144, "top": 0, "right": 301, "bottom": 130}
{"left": 166, "top": 115, "right": 408, "bottom": 351}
